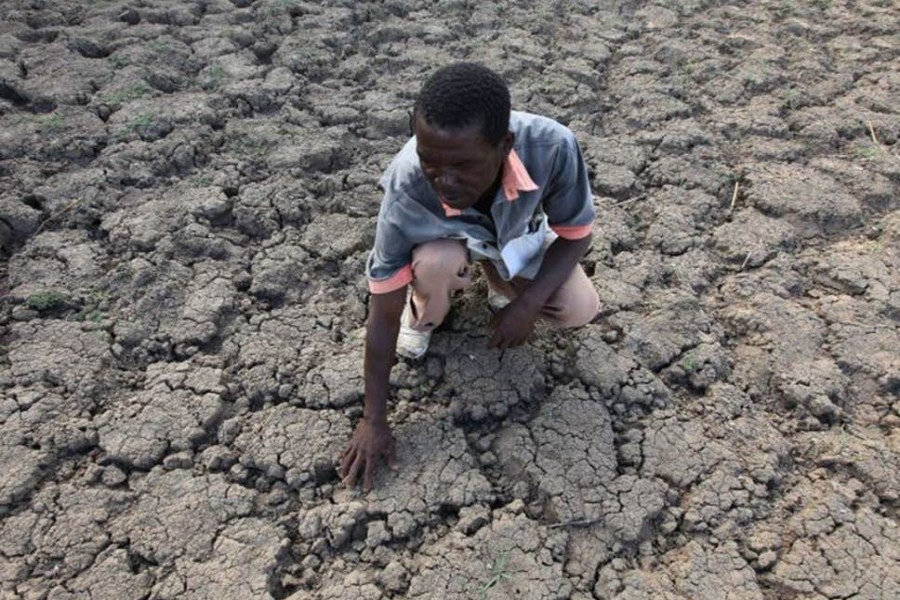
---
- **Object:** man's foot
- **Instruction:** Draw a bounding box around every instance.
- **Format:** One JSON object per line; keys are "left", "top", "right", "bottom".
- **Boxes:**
{"left": 488, "top": 287, "right": 512, "bottom": 313}
{"left": 396, "top": 300, "right": 430, "bottom": 359}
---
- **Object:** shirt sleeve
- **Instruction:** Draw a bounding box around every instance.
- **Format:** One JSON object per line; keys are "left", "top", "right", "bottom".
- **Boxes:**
{"left": 543, "top": 132, "right": 595, "bottom": 240}
{"left": 366, "top": 198, "right": 414, "bottom": 294}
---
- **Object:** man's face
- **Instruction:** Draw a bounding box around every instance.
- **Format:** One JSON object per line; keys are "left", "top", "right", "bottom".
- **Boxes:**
{"left": 413, "top": 113, "right": 512, "bottom": 210}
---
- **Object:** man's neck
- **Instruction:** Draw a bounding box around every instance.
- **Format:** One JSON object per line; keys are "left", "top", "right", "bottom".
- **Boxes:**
{"left": 474, "top": 172, "right": 503, "bottom": 215}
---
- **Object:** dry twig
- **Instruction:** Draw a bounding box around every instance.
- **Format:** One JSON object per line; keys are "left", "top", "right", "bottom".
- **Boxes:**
{"left": 729, "top": 180, "right": 740, "bottom": 213}
{"left": 606, "top": 195, "right": 645, "bottom": 207}
{"left": 33, "top": 198, "right": 83, "bottom": 235}
{"left": 867, "top": 119, "right": 880, "bottom": 145}
{"left": 865, "top": 119, "right": 900, "bottom": 163}
{"left": 549, "top": 517, "right": 604, "bottom": 529}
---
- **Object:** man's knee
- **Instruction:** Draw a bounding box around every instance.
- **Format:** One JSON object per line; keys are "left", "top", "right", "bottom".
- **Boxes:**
{"left": 407, "top": 239, "right": 472, "bottom": 331}
{"left": 411, "top": 239, "right": 469, "bottom": 281}
{"left": 546, "top": 265, "right": 599, "bottom": 328}
{"left": 554, "top": 285, "right": 599, "bottom": 328}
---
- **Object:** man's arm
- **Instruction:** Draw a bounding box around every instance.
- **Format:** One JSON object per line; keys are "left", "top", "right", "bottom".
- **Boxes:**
{"left": 339, "top": 285, "right": 406, "bottom": 491}
{"left": 488, "top": 233, "right": 591, "bottom": 349}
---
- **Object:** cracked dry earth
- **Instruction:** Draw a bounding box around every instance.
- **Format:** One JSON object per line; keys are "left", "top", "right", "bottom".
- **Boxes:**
{"left": 0, "top": 0, "right": 898, "bottom": 598}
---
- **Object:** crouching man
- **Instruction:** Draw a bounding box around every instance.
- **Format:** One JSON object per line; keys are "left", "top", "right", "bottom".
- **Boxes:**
{"left": 340, "top": 62, "right": 600, "bottom": 490}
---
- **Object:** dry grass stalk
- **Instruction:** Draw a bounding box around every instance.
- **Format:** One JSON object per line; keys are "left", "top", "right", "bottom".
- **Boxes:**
{"left": 866, "top": 119, "right": 899, "bottom": 163}
{"left": 33, "top": 198, "right": 84, "bottom": 235}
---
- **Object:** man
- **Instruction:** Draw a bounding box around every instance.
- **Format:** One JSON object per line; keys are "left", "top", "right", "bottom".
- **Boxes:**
{"left": 339, "top": 63, "right": 599, "bottom": 491}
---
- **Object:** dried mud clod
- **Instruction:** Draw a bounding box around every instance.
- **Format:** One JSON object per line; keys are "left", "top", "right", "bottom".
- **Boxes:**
{"left": 1, "top": 0, "right": 900, "bottom": 599}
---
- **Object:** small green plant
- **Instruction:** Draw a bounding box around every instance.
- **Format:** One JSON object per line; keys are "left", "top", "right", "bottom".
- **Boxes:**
{"left": 109, "top": 113, "right": 155, "bottom": 143}
{"left": 204, "top": 65, "right": 227, "bottom": 91}
{"left": 76, "top": 309, "right": 104, "bottom": 323}
{"left": 128, "top": 113, "right": 154, "bottom": 130}
{"left": 148, "top": 40, "right": 168, "bottom": 53}
{"left": 741, "top": 63, "right": 770, "bottom": 91}
{"left": 867, "top": 239, "right": 884, "bottom": 254}
{"left": 25, "top": 291, "right": 69, "bottom": 312}
{"left": 681, "top": 353, "right": 696, "bottom": 373}
{"left": 782, "top": 88, "right": 803, "bottom": 111}
{"left": 42, "top": 113, "right": 63, "bottom": 132}
{"left": 8, "top": 112, "right": 61, "bottom": 131}
{"left": 107, "top": 54, "right": 128, "bottom": 69}
{"left": 770, "top": 1, "right": 796, "bottom": 20}
{"left": 99, "top": 81, "right": 150, "bottom": 106}
{"left": 190, "top": 173, "right": 214, "bottom": 187}
{"left": 224, "top": 134, "right": 268, "bottom": 157}
{"left": 478, "top": 549, "right": 512, "bottom": 598}
{"left": 851, "top": 143, "right": 879, "bottom": 159}
{"left": 88, "top": 289, "right": 111, "bottom": 303}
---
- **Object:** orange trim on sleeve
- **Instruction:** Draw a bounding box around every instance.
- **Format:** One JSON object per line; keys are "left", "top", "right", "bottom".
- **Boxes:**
{"left": 502, "top": 150, "right": 539, "bottom": 201}
{"left": 369, "top": 264, "right": 413, "bottom": 294}
{"left": 551, "top": 223, "right": 593, "bottom": 240}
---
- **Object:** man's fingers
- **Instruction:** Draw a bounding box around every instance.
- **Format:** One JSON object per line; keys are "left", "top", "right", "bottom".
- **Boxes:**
{"left": 492, "top": 332, "right": 510, "bottom": 350}
{"left": 363, "top": 458, "right": 375, "bottom": 492}
{"left": 340, "top": 445, "right": 353, "bottom": 460}
{"left": 487, "top": 328, "right": 504, "bottom": 349}
{"left": 339, "top": 447, "right": 356, "bottom": 478}
{"left": 343, "top": 453, "right": 364, "bottom": 488}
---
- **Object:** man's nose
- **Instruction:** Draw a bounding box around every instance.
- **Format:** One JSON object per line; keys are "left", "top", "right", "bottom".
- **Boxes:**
{"left": 434, "top": 170, "right": 458, "bottom": 187}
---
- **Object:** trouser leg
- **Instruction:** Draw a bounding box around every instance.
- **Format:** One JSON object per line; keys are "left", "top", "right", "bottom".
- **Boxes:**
{"left": 480, "top": 260, "right": 599, "bottom": 328}
{"left": 407, "top": 239, "right": 473, "bottom": 331}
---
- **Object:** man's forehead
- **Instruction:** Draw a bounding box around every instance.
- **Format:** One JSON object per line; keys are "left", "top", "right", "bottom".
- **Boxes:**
{"left": 415, "top": 111, "right": 483, "bottom": 135}
{"left": 414, "top": 113, "right": 495, "bottom": 149}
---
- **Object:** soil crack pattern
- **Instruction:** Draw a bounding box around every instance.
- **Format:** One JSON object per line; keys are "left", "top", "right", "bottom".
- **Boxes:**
{"left": 1, "top": 1, "right": 899, "bottom": 599}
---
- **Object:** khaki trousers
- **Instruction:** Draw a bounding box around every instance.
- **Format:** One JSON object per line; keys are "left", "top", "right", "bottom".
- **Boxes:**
{"left": 406, "top": 238, "right": 599, "bottom": 331}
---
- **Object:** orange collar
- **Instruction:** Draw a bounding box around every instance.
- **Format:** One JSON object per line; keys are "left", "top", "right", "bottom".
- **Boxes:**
{"left": 440, "top": 149, "right": 538, "bottom": 216}
{"left": 501, "top": 149, "right": 539, "bottom": 201}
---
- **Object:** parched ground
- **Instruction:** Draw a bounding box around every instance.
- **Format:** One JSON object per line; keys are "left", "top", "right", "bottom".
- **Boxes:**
{"left": 0, "top": 0, "right": 898, "bottom": 598}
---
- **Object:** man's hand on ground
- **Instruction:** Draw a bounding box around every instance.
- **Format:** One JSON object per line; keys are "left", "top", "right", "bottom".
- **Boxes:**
{"left": 487, "top": 296, "right": 541, "bottom": 350}
{"left": 339, "top": 417, "right": 396, "bottom": 491}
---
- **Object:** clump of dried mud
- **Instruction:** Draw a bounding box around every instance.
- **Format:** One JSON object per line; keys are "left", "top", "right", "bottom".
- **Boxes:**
{"left": 1, "top": 1, "right": 898, "bottom": 599}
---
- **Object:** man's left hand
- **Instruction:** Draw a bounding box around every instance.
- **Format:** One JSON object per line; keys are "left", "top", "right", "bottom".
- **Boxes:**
{"left": 487, "top": 297, "right": 541, "bottom": 349}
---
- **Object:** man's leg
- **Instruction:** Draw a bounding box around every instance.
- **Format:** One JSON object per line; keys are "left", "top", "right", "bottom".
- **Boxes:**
{"left": 481, "top": 261, "right": 599, "bottom": 328}
{"left": 526, "top": 263, "right": 599, "bottom": 327}
{"left": 406, "top": 238, "right": 472, "bottom": 331}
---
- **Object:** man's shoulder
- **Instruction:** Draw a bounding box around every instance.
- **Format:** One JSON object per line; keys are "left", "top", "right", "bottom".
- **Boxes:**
{"left": 510, "top": 111, "right": 577, "bottom": 148}
{"left": 377, "top": 138, "right": 438, "bottom": 224}
{"left": 379, "top": 137, "right": 430, "bottom": 198}
{"left": 510, "top": 111, "right": 581, "bottom": 179}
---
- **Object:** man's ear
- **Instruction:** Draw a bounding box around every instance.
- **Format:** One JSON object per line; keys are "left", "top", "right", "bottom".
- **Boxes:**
{"left": 502, "top": 131, "right": 515, "bottom": 155}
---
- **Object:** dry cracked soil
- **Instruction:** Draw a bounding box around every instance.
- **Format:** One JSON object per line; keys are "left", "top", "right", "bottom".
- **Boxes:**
{"left": 0, "top": 0, "right": 898, "bottom": 599}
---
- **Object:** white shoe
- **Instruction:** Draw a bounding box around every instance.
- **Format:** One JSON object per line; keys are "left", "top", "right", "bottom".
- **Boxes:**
{"left": 396, "top": 300, "right": 430, "bottom": 360}
{"left": 488, "top": 288, "right": 511, "bottom": 313}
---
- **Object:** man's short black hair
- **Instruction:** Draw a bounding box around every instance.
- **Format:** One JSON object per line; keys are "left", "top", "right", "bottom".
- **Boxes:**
{"left": 414, "top": 62, "right": 511, "bottom": 146}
